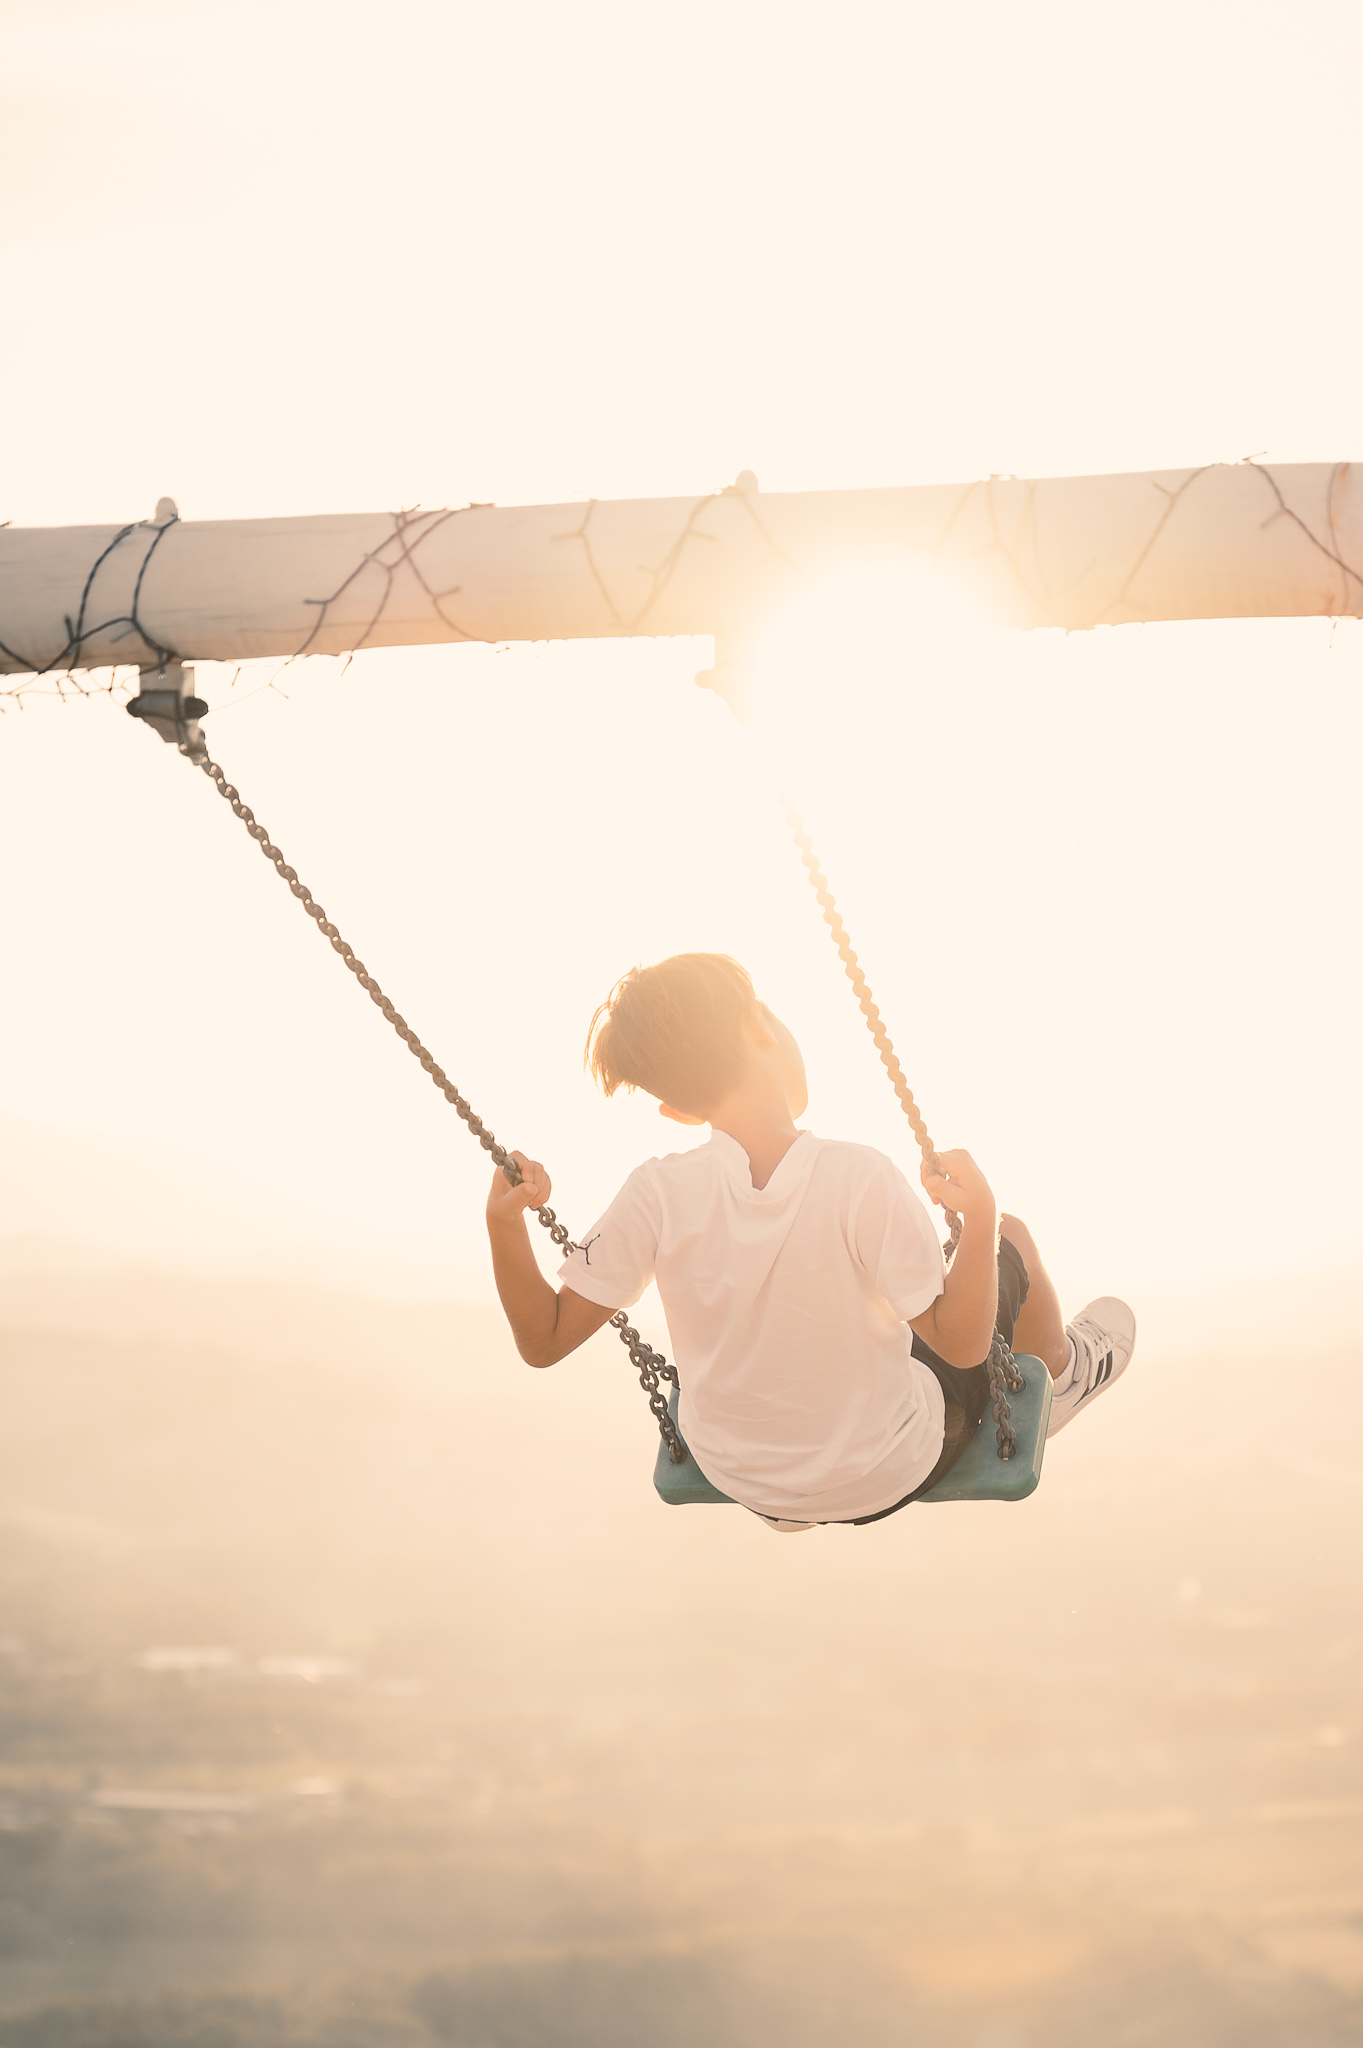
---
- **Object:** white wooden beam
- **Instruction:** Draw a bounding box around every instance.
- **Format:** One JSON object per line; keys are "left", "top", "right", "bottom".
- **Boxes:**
{"left": 2, "top": 462, "right": 1360, "bottom": 680}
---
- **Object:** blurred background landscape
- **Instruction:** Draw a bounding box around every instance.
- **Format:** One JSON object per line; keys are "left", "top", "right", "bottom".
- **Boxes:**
{"left": 0, "top": 1121, "right": 1359, "bottom": 2045}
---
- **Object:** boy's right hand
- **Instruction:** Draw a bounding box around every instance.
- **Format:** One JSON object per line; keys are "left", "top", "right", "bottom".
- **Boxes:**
{"left": 921, "top": 1148, "right": 997, "bottom": 1225}
{"left": 486, "top": 1150, "right": 552, "bottom": 1227}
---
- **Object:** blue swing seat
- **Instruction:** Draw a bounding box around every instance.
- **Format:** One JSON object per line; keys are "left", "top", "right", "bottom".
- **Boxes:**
{"left": 653, "top": 1356, "right": 1052, "bottom": 1511}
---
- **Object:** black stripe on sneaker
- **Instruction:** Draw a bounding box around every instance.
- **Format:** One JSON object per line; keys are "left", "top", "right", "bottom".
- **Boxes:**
{"left": 1075, "top": 1352, "right": 1115, "bottom": 1406}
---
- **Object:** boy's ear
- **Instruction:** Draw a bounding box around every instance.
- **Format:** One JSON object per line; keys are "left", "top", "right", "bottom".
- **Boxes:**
{"left": 659, "top": 1103, "right": 706, "bottom": 1127}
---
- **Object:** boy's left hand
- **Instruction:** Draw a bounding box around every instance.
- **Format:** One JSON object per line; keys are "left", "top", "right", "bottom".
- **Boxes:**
{"left": 486, "top": 1150, "right": 552, "bottom": 1227}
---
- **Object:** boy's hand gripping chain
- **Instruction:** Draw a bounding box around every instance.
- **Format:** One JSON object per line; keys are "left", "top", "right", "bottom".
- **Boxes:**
{"left": 785, "top": 803, "right": 1023, "bottom": 1457}
{"left": 183, "top": 744, "right": 688, "bottom": 1465}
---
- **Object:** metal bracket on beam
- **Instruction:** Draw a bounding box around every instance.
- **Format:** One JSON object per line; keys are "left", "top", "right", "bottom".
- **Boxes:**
{"left": 695, "top": 636, "right": 760, "bottom": 726}
{"left": 126, "top": 661, "right": 208, "bottom": 760}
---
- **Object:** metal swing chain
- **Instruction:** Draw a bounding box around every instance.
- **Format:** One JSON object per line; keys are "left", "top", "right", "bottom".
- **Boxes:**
{"left": 182, "top": 743, "right": 688, "bottom": 1466}
{"left": 784, "top": 800, "right": 1023, "bottom": 1458}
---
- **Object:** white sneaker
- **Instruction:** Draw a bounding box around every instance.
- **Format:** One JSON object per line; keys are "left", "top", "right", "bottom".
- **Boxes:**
{"left": 1046, "top": 1297, "right": 1137, "bottom": 1438}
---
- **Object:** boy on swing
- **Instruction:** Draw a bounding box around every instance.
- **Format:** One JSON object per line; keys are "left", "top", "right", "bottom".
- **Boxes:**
{"left": 485, "top": 953, "right": 1135, "bottom": 1530}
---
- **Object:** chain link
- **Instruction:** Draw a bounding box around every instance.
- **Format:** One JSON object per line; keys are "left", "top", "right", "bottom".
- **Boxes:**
{"left": 986, "top": 1336, "right": 1024, "bottom": 1459}
{"left": 184, "top": 743, "right": 688, "bottom": 1465}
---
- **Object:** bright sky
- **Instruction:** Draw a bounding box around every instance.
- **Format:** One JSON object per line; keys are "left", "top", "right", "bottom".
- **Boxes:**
{"left": 2, "top": 0, "right": 1361, "bottom": 1315}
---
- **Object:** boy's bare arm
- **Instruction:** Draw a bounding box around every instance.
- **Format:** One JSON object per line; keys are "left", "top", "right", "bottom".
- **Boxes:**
{"left": 907, "top": 1149, "right": 1000, "bottom": 1369}
{"left": 486, "top": 1152, "right": 618, "bottom": 1367}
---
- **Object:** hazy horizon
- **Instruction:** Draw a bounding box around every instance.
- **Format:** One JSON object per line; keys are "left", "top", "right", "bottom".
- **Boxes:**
{"left": 0, "top": 1179, "right": 1360, "bottom": 2043}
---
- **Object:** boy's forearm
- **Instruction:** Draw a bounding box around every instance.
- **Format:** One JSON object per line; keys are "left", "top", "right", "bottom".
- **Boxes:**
{"left": 920, "top": 1213, "right": 999, "bottom": 1368}
{"left": 487, "top": 1217, "right": 562, "bottom": 1367}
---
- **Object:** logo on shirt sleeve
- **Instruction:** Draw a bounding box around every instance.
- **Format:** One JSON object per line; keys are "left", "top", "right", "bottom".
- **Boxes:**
{"left": 579, "top": 1233, "right": 601, "bottom": 1265}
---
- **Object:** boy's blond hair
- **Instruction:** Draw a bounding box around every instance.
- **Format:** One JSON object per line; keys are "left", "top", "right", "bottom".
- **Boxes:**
{"left": 586, "top": 953, "right": 756, "bottom": 1115}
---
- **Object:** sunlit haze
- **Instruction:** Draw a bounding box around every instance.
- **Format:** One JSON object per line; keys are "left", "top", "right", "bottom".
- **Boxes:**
{"left": 3, "top": 598, "right": 1359, "bottom": 1314}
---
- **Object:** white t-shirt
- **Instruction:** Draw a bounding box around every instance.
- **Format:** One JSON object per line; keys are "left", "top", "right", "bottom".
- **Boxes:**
{"left": 557, "top": 1130, "right": 948, "bottom": 1523}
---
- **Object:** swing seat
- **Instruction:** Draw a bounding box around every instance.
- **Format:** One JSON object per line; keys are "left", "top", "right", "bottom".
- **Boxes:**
{"left": 652, "top": 1358, "right": 1052, "bottom": 1511}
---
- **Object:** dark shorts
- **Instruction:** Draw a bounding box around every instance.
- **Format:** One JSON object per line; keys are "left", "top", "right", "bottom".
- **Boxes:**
{"left": 846, "top": 1236, "right": 1031, "bottom": 1525}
